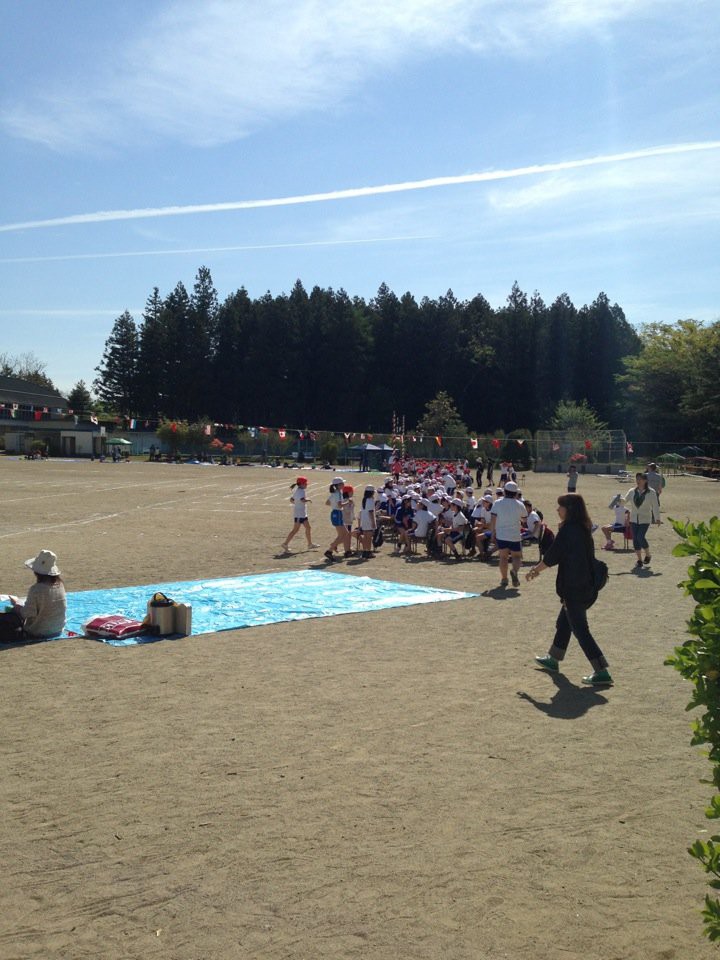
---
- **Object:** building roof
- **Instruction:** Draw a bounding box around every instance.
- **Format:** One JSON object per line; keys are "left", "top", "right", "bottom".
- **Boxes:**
{"left": 0, "top": 375, "right": 68, "bottom": 410}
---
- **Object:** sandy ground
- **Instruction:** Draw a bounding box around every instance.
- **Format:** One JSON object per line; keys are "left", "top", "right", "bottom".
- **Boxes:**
{"left": 1, "top": 458, "right": 718, "bottom": 960}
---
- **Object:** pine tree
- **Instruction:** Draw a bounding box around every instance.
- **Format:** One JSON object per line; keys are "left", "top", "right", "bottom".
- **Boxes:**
{"left": 66, "top": 380, "right": 93, "bottom": 418}
{"left": 94, "top": 311, "right": 139, "bottom": 415}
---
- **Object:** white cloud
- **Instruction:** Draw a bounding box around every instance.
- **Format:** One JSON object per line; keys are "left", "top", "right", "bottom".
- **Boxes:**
{"left": 1, "top": 0, "right": 679, "bottom": 150}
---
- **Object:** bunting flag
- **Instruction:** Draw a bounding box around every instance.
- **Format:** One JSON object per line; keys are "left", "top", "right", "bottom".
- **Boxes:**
{"left": 516, "top": 439, "right": 525, "bottom": 446}
{"left": 145, "top": 420, "right": 150, "bottom": 428}
{"left": 309, "top": 431, "right": 318, "bottom": 441}
{"left": 492, "top": 438, "right": 501, "bottom": 449}
{"left": 278, "top": 429, "right": 286, "bottom": 440}
{"left": 248, "top": 427, "right": 257, "bottom": 439}
{"left": 435, "top": 435, "right": 442, "bottom": 447}
{"left": 552, "top": 442, "right": 560, "bottom": 451}
{"left": 584, "top": 439, "right": 592, "bottom": 450}
{"left": 367, "top": 434, "right": 373, "bottom": 441}
{"left": 130, "top": 418, "right": 137, "bottom": 430}
{"left": 204, "top": 424, "right": 212, "bottom": 436}
{"left": 259, "top": 426, "right": 269, "bottom": 434}
{"left": 411, "top": 435, "right": 417, "bottom": 442}
{"left": 74, "top": 415, "right": 79, "bottom": 425}
{"left": 360, "top": 433, "right": 366, "bottom": 440}
{"left": 170, "top": 422, "right": 177, "bottom": 433}
{"left": 626, "top": 441, "right": 634, "bottom": 454}
{"left": 90, "top": 414, "right": 98, "bottom": 425}
{"left": 469, "top": 437, "right": 478, "bottom": 449}
{"left": 33, "top": 410, "right": 42, "bottom": 421}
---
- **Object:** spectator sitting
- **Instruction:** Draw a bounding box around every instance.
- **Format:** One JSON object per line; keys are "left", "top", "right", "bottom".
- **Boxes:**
{"left": 1, "top": 550, "right": 67, "bottom": 642}
{"left": 601, "top": 493, "right": 630, "bottom": 550}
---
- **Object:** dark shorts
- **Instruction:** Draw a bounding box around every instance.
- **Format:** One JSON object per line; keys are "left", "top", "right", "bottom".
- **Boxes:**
{"left": 450, "top": 531, "right": 464, "bottom": 543}
{"left": 496, "top": 538, "right": 522, "bottom": 552}
{"left": 293, "top": 517, "right": 308, "bottom": 524}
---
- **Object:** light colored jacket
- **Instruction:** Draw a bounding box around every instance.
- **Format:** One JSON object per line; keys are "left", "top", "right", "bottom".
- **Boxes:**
{"left": 19, "top": 580, "right": 67, "bottom": 637}
{"left": 624, "top": 487, "right": 660, "bottom": 524}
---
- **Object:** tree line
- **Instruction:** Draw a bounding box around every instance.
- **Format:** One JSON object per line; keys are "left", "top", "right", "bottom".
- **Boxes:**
{"left": 92, "top": 267, "right": 643, "bottom": 434}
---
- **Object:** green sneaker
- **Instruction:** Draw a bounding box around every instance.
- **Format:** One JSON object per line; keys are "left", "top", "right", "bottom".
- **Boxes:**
{"left": 535, "top": 655, "right": 559, "bottom": 672}
{"left": 582, "top": 669, "right": 613, "bottom": 685}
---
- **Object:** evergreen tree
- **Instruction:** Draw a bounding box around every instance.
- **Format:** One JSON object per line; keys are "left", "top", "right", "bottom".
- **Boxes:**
{"left": 66, "top": 380, "right": 93, "bottom": 418}
{"left": 94, "top": 311, "right": 139, "bottom": 415}
{"left": 136, "top": 287, "right": 167, "bottom": 417}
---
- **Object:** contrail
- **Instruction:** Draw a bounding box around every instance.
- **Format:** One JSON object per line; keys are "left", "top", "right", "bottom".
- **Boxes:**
{"left": 0, "top": 234, "right": 435, "bottom": 264}
{"left": 1, "top": 141, "right": 718, "bottom": 234}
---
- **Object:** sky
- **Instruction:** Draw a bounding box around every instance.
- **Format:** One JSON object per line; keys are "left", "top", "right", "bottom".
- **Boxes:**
{"left": 1, "top": 0, "right": 718, "bottom": 396}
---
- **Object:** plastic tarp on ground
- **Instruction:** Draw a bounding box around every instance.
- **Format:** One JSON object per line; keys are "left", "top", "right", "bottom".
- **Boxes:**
{"left": 58, "top": 571, "right": 478, "bottom": 646}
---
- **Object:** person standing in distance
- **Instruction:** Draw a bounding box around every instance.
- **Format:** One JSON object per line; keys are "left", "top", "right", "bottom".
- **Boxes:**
{"left": 624, "top": 472, "right": 661, "bottom": 569}
{"left": 490, "top": 481, "right": 527, "bottom": 588}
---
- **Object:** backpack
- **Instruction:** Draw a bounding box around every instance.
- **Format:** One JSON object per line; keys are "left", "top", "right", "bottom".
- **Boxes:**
{"left": 539, "top": 525, "right": 555, "bottom": 557}
{"left": 372, "top": 526, "right": 384, "bottom": 548}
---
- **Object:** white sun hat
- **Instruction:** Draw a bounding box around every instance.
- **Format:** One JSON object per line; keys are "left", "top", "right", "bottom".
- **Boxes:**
{"left": 25, "top": 549, "right": 61, "bottom": 576}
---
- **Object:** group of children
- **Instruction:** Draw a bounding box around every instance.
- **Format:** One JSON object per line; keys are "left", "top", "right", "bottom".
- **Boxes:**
{"left": 281, "top": 472, "right": 548, "bottom": 579}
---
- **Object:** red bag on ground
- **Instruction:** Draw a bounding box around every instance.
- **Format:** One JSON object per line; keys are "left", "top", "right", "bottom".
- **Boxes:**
{"left": 83, "top": 614, "right": 146, "bottom": 640}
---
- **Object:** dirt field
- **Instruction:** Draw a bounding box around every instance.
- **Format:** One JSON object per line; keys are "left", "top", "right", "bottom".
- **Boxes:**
{"left": 1, "top": 459, "right": 718, "bottom": 960}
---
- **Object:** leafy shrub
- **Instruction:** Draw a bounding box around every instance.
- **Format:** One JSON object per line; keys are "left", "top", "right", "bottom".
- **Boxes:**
{"left": 665, "top": 516, "right": 720, "bottom": 940}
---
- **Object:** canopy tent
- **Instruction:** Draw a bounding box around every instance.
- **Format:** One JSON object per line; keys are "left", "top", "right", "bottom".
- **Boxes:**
{"left": 104, "top": 437, "right": 132, "bottom": 446}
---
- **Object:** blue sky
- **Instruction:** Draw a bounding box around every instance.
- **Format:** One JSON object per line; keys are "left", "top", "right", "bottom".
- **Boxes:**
{"left": 1, "top": 0, "right": 718, "bottom": 395}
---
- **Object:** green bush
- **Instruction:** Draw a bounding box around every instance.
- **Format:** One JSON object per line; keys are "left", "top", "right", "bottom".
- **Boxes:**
{"left": 665, "top": 516, "right": 720, "bottom": 940}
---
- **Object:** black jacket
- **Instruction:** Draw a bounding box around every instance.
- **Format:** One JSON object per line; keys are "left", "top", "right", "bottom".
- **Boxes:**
{"left": 542, "top": 521, "right": 596, "bottom": 605}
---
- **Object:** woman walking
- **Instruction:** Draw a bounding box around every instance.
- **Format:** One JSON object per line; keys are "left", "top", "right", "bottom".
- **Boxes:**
{"left": 624, "top": 472, "right": 660, "bottom": 569}
{"left": 526, "top": 494, "right": 612, "bottom": 685}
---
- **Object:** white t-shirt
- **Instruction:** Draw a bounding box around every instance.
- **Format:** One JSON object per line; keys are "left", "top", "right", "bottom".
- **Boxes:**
{"left": 359, "top": 499, "right": 376, "bottom": 531}
{"left": 412, "top": 510, "right": 432, "bottom": 538}
{"left": 491, "top": 497, "right": 527, "bottom": 541}
{"left": 525, "top": 510, "right": 541, "bottom": 536}
{"left": 292, "top": 486, "right": 308, "bottom": 519}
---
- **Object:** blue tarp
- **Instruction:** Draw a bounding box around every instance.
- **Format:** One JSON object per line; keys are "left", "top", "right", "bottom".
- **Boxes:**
{"left": 58, "top": 571, "right": 477, "bottom": 646}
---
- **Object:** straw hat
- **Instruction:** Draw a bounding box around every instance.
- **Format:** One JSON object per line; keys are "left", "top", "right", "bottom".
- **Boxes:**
{"left": 25, "top": 549, "right": 61, "bottom": 576}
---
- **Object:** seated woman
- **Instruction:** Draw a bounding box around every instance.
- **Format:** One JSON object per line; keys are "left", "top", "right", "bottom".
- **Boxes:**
{"left": 1, "top": 549, "right": 67, "bottom": 642}
{"left": 601, "top": 493, "right": 630, "bottom": 550}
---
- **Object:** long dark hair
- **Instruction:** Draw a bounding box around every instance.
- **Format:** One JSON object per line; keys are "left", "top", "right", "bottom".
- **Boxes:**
{"left": 557, "top": 493, "right": 592, "bottom": 531}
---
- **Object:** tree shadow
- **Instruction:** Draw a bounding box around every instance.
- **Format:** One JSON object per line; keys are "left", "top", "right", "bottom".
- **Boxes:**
{"left": 517, "top": 670, "right": 610, "bottom": 719}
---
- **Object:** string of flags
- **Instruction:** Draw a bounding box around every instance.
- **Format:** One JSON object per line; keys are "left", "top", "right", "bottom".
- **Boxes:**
{"left": 1, "top": 402, "right": 636, "bottom": 456}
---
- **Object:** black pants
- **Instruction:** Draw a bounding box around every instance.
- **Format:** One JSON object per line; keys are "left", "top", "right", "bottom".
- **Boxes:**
{"left": 0, "top": 610, "right": 25, "bottom": 643}
{"left": 549, "top": 601, "right": 608, "bottom": 670}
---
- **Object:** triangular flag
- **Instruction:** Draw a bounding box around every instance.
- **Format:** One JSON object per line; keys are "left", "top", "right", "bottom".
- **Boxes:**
{"left": 278, "top": 429, "right": 286, "bottom": 440}
{"left": 492, "top": 438, "right": 501, "bottom": 449}
{"left": 552, "top": 442, "right": 560, "bottom": 452}
{"left": 516, "top": 439, "right": 525, "bottom": 446}
{"left": 470, "top": 438, "right": 478, "bottom": 449}
{"left": 584, "top": 440, "right": 592, "bottom": 450}
{"left": 626, "top": 441, "right": 634, "bottom": 454}
{"left": 435, "top": 436, "right": 442, "bottom": 447}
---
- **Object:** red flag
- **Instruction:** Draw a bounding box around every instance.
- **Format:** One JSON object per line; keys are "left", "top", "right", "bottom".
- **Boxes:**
{"left": 259, "top": 426, "right": 269, "bottom": 434}
{"left": 34, "top": 410, "right": 42, "bottom": 421}
{"left": 584, "top": 439, "right": 592, "bottom": 450}
{"left": 170, "top": 421, "right": 177, "bottom": 432}
{"left": 492, "top": 438, "right": 501, "bottom": 449}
